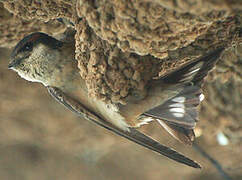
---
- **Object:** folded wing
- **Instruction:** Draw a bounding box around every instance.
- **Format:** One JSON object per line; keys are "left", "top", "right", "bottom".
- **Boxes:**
{"left": 47, "top": 86, "right": 201, "bottom": 168}
{"left": 144, "top": 47, "right": 224, "bottom": 144}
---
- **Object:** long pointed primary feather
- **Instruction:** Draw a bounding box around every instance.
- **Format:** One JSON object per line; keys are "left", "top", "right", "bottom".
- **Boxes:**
{"left": 161, "top": 47, "right": 224, "bottom": 86}
{"left": 47, "top": 86, "right": 201, "bottom": 169}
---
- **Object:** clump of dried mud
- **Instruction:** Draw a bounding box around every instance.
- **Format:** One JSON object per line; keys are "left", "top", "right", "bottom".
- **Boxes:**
{"left": 75, "top": 19, "right": 161, "bottom": 104}
{"left": 3, "top": 0, "right": 76, "bottom": 21}
{"left": 0, "top": 3, "right": 67, "bottom": 48}
{"left": 76, "top": 0, "right": 241, "bottom": 103}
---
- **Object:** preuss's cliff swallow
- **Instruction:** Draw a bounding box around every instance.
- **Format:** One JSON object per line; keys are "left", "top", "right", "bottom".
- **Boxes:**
{"left": 8, "top": 32, "right": 224, "bottom": 168}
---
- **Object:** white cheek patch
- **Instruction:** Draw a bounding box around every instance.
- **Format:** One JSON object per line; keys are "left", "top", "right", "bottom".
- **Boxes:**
{"left": 17, "top": 71, "right": 43, "bottom": 83}
{"left": 11, "top": 67, "right": 33, "bottom": 81}
{"left": 169, "top": 108, "right": 185, "bottom": 114}
{"left": 199, "top": 94, "right": 205, "bottom": 101}
{"left": 12, "top": 68, "right": 46, "bottom": 86}
{"left": 172, "top": 97, "right": 185, "bottom": 103}
{"left": 17, "top": 71, "right": 35, "bottom": 82}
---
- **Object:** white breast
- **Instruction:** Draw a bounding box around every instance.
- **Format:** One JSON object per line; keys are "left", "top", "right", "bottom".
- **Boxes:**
{"left": 94, "top": 100, "right": 130, "bottom": 131}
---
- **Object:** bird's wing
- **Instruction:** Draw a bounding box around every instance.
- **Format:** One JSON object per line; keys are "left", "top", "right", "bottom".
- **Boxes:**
{"left": 160, "top": 47, "right": 224, "bottom": 87}
{"left": 47, "top": 86, "right": 201, "bottom": 169}
{"left": 144, "top": 47, "right": 224, "bottom": 145}
{"left": 144, "top": 86, "right": 202, "bottom": 145}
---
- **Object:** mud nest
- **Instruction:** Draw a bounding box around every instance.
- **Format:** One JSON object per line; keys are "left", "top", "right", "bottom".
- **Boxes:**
{"left": 75, "top": 0, "right": 241, "bottom": 104}
{"left": 1, "top": 0, "right": 242, "bottom": 139}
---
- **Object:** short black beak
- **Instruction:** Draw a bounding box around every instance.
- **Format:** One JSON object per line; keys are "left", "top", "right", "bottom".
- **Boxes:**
{"left": 8, "top": 57, "right": 24, "bottom": 69}
{"left": 8, "top": 55, "right": 29, "bottom": 69}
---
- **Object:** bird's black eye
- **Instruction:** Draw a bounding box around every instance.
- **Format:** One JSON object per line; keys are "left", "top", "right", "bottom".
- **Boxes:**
{"left": 20, "top": 42, "right": 33, "bottom": 52}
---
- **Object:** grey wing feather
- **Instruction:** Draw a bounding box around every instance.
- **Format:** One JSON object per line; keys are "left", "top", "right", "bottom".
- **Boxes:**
{"left": 143, "top": 48, "right": 224, "bottom": 144}
{"left": 47, "top": 86, "right": 201, "bottom": 169}
{"left": 161, "top": 47, "right": 224, "bottom": 86}
{"left": 144, "top": 86, "right": 202, "bottom": 129}
{"left": 143, "top": 86, "right": 203, "bottom": 144}
{"left": 146, "top": 48, "right": 224, "bottom": 128}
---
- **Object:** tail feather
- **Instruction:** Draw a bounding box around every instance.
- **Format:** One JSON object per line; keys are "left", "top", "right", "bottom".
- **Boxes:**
{"left": 157, "top": 119, "right": 195, "bottom": 145}
{"left": 144, "top": 48, "right": 224, "bottom": 144}
{"left": 126, "top": 128, "right": 201, "bottom": 168}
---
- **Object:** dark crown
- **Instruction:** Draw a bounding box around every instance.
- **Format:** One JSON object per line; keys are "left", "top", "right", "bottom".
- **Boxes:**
{"left": 11, "top": 32, "right": 63, "bottom": 59}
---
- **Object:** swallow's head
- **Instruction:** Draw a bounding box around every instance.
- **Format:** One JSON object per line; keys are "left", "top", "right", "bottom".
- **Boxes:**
{"left": 8, "top": 32, "right": 63, "bottom": 85}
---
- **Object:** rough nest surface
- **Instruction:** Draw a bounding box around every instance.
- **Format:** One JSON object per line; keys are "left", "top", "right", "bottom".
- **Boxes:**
{"left": 76, "top": 0, "right": 239, "bottom": 57}
{"left": 3, "top": 0, "right": 76, "bottom": 21}
{"left": 75, "top": 0, "right": 241, "bottom": 104}
{"left": 0, "top": 3, "right": 68, "bottom": 48}
{"left": 75, "top": 19, "right": 161, "bottom": 104}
